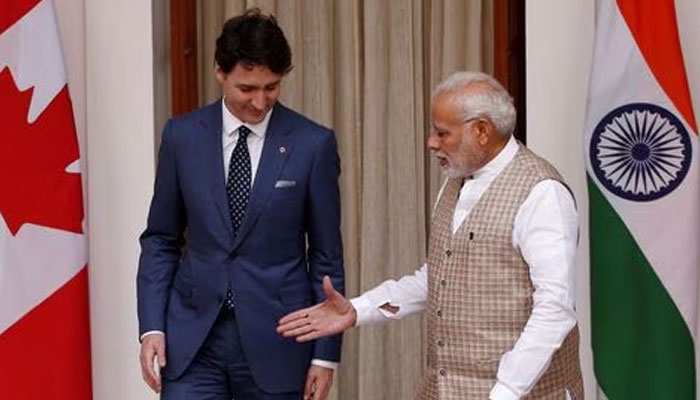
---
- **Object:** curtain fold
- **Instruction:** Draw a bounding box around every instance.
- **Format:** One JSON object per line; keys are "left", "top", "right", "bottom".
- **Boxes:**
{"left": 194, "top": 1, "right": 492, "bottom": 397}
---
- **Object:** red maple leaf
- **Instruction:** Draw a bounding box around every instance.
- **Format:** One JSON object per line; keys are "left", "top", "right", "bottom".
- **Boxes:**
{"left": 0, "top": 67, "right": 84, "bottom": 236}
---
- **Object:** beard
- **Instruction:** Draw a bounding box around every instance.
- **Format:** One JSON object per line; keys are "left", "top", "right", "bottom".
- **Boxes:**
{"left": 437, "top": 153, "right": 472, "bottom": 179}
{"left": 434, "top": 129, "right": 488, "bottom": 179}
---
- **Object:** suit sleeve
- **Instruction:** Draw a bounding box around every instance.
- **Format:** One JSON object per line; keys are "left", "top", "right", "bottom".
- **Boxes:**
{"left": 136, "top": 120, "right": 186, "bottom": 337}
{"left": 305, "top": 129, "right": 345, "bottom": 362}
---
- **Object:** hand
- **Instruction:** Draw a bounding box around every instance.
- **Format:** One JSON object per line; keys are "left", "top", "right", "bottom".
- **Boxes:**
{"left": 277, "top": 276, "right": 357, "bottom": 342}
{"left": 304, "top": 365, "right": 334, "bottom": 400}
{"left": 139, "top": 334, "right": 166, "bottom": 393}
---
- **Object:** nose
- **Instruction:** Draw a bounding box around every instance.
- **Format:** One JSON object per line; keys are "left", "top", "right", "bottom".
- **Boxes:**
{"left": 251, "top": 92, "right": 267, "bottom": 111}
{"left": 427, "top": 133, "right": 439, "bottom": 151}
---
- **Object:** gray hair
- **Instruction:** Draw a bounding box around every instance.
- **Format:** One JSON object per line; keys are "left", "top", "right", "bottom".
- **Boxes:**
{"left": 432, "top": 71, "right": 516, "bottom": 137}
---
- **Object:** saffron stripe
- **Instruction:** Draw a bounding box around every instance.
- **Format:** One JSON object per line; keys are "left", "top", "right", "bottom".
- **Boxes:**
{"left": 616, "top": 0, "right": 698, "bottom": 134}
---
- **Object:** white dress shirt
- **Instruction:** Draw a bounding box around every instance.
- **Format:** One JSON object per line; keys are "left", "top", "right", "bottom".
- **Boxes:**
{"left": 351, "top": 137, "right": 578, "bottom": 400}
{"left": 221, "top": 99, "right": 270, "bottom": 183}
{"left": 144, "top": 99, "right": 337, "bottom": 371}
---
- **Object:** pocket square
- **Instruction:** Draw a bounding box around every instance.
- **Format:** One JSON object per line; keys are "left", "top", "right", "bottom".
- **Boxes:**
{"left": 274, "top": 180, "right": 296, "bottom": 188}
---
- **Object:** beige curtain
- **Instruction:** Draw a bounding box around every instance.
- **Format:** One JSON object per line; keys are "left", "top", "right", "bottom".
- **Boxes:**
{"left": 195, "top": 1, "right": 492, "bottom": 398}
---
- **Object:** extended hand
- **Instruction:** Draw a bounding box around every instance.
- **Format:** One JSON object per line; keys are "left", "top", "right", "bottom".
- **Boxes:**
{"left": 277, "top": 276, "right": 356, "bottom": 341}
{"left": 304, "top": 365, "right": 334, "bottom": 400}
{"left": 139, "top": 333, "right": 166, "bottom": 393}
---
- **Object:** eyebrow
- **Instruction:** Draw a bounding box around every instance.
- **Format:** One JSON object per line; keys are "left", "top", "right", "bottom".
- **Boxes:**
{"left": 236, "top": 80, "right": 281, "bottom": 89}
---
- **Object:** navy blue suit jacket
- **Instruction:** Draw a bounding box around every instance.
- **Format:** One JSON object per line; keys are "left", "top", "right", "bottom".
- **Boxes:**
{"left": 137, "top": 101, "right": 344, "bottom": 393}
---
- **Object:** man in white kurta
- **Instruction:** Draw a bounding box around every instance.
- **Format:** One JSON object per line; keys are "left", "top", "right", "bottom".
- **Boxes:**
{"left": 277, "top": 71, "right": 583, "bottom": 400}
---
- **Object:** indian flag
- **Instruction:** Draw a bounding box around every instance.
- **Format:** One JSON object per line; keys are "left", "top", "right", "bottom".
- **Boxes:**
{"left": 584, "top": 0, "right": 698, "bottom": 399}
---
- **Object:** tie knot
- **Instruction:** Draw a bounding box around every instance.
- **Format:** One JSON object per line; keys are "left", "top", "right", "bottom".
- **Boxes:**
{"left": 238, "top": 125, "right": 251, "bottom": 140}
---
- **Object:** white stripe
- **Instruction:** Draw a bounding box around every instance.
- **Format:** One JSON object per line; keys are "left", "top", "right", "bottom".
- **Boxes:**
{"left": 0, "top": 221, "right": 86, "bottom": 334}
{"left": 584, "top": 0, "right": 699, "bottom": 336}
{"left": 0, "top": 0, "right": 67, "bottom": 122}
{"left": 597, "top": 385, "right": 609, "bottom": 400}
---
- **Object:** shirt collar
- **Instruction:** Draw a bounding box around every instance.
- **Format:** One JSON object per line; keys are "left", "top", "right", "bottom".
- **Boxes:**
{"left": 221, "top": 97, "right": 272, "bottom": 139}
{"left": 471, "top": 135, "right": 518, "bottom": 180}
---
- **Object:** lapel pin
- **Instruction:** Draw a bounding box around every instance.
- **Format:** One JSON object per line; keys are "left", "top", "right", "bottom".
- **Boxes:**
{"left": 279, "top": 146, "right": 286, "bottom": 154}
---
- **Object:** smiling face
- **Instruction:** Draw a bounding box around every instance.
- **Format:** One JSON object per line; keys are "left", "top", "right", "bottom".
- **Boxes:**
{"left": 428, "top": 91, "right": 488, "bottom": 178}
{"left": 216, "top": 63, "right": 282, "bottom": 124}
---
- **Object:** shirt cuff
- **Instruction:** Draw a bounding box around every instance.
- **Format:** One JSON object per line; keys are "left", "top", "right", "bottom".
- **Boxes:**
{"left": 490, "top": 381, "right": 521, "bottom": 400}
{"left": 311, "top": 359, "right": 338, "bottom": 371}
{"left": 350, "top": 296, "right": 389, "bottom": 327}
{"left": 140, "top": 330, "right": 164, "bottom": 342}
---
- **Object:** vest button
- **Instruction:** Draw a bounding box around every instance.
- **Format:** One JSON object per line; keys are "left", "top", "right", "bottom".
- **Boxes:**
{"left": 439, "top": 368, "right": 447, "bottom": 376}
{"left": 445, "top": 249, "right": 452, "bottom": 257}
{"left": 436, "top": 309, "right": 442, "bottom": 317}
{"left": 440, "top": 279, "right": 446, "bottom": 286}
{"left": 437, "top": 339, "right": 445, "bottom": 347}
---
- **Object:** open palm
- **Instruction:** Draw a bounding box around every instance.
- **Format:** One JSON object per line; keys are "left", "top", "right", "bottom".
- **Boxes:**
{"left": 277, "top": 276, "right": 356, "bottom": 342}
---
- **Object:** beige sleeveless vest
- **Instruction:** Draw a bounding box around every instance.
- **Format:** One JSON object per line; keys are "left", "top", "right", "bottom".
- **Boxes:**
{"left": 415, "top": 145, "right": 584, "bottom": 400}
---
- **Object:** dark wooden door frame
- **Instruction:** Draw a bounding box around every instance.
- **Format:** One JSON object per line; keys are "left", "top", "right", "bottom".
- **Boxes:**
{"left": 494, "top": 0, "right": 526, "bottom": 143}
{"left": 170, "top": 0, "right": 198, "bottom": 116}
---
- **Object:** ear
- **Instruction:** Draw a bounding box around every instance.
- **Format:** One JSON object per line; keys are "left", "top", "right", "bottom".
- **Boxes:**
{"left": 214, "top": 64, "right": 226, "bottom": 84}
{"left": 474, "top": 119, "right": 492, "bottom": 146}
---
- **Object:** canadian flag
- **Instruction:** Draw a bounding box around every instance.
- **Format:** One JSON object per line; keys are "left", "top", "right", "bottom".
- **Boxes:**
{"left": 0, "top": 0, "right": 92, "bottom": 399}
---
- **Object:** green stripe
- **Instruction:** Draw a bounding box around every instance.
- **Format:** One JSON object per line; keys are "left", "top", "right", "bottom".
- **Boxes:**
{"left": 588, "top": 176, "right": 695, "bottom": 400}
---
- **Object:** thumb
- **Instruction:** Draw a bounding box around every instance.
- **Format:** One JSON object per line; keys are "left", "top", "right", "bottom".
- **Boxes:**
{"left": 157, "top": 342, "right": 167, "bottom": 368}
{"left": 322, "top": 275, "right": 338, "bottom": 301}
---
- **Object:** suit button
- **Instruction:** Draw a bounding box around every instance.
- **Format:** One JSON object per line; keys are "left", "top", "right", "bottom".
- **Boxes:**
{"left": 439, "top": 369, "right": 447, "bottom": 376}
{"left": 436, "top": 309, "right": 442, "bottom": 317}
{"left": 445, "top": 249, "right": 452, "bottom": 257}
{"left": 440, "top": 279, "right": 447, "bottom": 286}
{"left": 437, "top": 339, "right": 445, "bottom": 347}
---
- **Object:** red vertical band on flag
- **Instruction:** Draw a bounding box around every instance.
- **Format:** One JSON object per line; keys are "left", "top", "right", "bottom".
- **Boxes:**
{"left": 0, "top": 0, "right": 41, "bottom": 36}
{"left": 616, "top": 0, "right": 698, "bottom": 134}
{"left": 0, "top": 268, "right": 92, "bottom": 400}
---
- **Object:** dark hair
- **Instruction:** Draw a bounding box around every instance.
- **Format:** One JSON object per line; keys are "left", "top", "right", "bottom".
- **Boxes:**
{"left": 214, "top": 8, "right": 292, "bottom": 75}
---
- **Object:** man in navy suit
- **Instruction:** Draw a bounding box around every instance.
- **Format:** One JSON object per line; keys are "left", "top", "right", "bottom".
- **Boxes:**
{"left": 137, "top": 9, "right": 344, "bottom": 400}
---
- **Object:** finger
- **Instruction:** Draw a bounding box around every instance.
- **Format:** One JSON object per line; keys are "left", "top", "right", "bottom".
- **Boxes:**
{"left": 304, "top": 372, "right": 316, "bottom": 400}
{"left": 279, "top": 304, "right": 318, "bottom": 325}
{"left": 312, "top": 379, "right": 323, "bottom": 400}
{"left": 313, "top": 374, "right": 332, "bottom": 400}
{"left": 314, "top": 386, "right": 328, "bottom": 400}
{"left": 296, "top": 330, "right": 323, "bottom": 342}
{"left": 278, "top": 314, "right": 316, "bottom": 333}
{"left": 156, "top": 342, "right": 167, "bottom": 368}
{"left": 143, "top": 348, "right": 155, "bottom": 380}
{"left": 281, "top": 323, "right": 316, "bottom": 338}
{"left": 143, "top": 369, "right": 160, "bottom": 393}
{"left": 140, "top": 344, "right": 161, "bottom": 393}
{"left": 141, "top": 356, "right": 159, "bottom": 392}
{"left": 321, "top": 380, "right": 332, "bottom": 400}
{"left": 140, "top": 369, "right": 153, "bottom": 391}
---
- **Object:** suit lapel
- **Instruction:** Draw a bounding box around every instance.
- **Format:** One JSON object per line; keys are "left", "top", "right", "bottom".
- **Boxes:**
{"left": 199, "top": 100, "right": 235, "bottom": 241}
{"left": 232, "top": 103, "right": 293, "bottom": 250}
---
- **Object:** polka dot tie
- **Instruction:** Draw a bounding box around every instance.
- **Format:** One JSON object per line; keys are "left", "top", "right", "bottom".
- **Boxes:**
{"left": 225, "top": 287, "right": 235, "bottom": 311}
{"left": 226, "top": 125, "right": 251, "bottom": 235}
{"left": 224, "top": 125, "right": 251, "bottom": 310}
